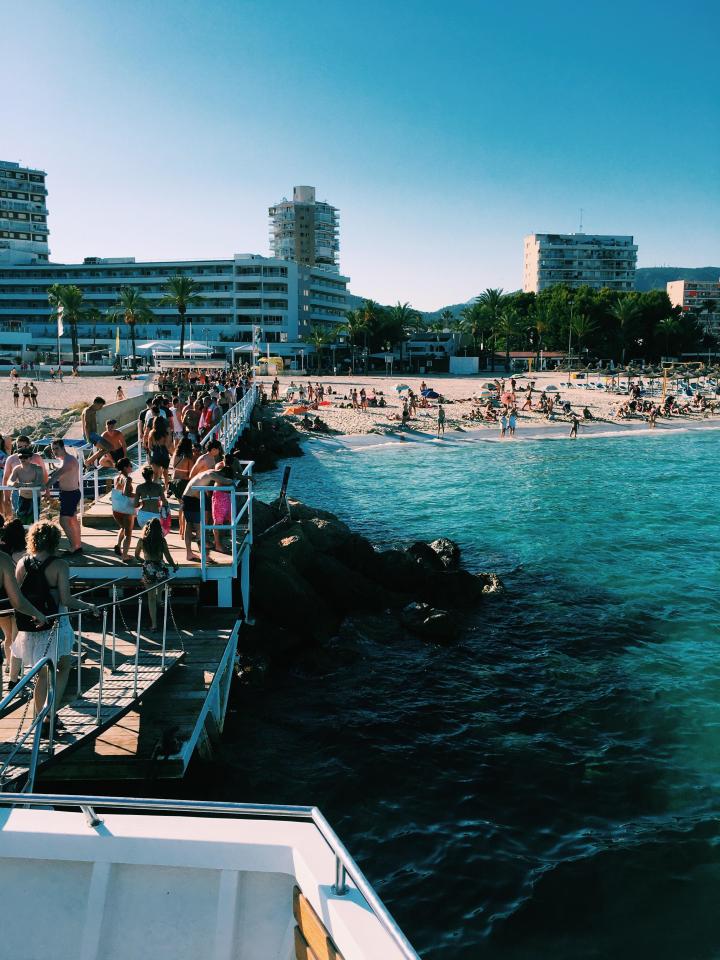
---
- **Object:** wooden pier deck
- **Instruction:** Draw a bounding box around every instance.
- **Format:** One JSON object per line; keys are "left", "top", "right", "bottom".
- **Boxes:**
{"left": 0, "top": 602, "right": 240, "bottom": 788}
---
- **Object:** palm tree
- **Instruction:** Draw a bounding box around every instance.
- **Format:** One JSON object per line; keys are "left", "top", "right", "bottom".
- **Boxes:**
{"left": 159, "top": 276, "right": 202, "bottom": 358}
{"left": 387, "top": 301, "right": 420, "bottom": 370}
{"left": 109, "top": 287, "right": 155, "bottom": 372}
{"left": 439, "top": 308, "right": 454, "bottom": 328}
{"left": 360, "top": 299, "right": 380, "bottom": 371}
{"left": 459, "top": 302, "right": 489, "bottom": 357}
{"left": 610, "top": 297, "right": 640, "bottom": 367}
{"left": 529, "top": 304, "right": 550, "bottom": 369}
{"left": 571, "top": 313, "right": 597, "bottom": 357}
{"left": 341, "top": 309, "right": 367, "bottom": 374}
{"left": 496, "top": 306, "right": 520, "bottom": 372}
{"left": 476, "top": 288, "right": 505, "bottom": 372}
{"left": 48, "top": 283, "right": 84, "bottom": 368}
{"left": 305, "top": 323, "right": 334, "bottom": 372}
{"left": 657, "top": 316, "right": 681, "bottom": 358}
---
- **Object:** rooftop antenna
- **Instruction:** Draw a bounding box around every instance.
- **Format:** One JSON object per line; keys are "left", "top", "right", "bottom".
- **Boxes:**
{"left": 579, "top": 208, "right": 584, "bottom": 233}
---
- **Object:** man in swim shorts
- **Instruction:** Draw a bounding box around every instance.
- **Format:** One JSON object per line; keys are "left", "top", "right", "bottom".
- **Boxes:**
{"left": 48, "top": 439, "right": 83, "bottom": 555}
{"left": 82, "top": 397, "right": 114, "bottom": 466}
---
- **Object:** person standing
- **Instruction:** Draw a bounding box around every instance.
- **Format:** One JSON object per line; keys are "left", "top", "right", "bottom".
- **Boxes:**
{"left": 2, "top": 436, "right": 48, "bottom": 521}
{"left": 499, "top": 410, "right": 508, "bottom": 439}
{"left": 110, "top": 457, "right": 136, "bottom": 560}
{"left": 13, "top": 521, "right": 98, "bottom": 731}
{"left": 437, "top": 403, "right": 446, "bottom": 438}
{"left": 29, "top": 382, "right": 39, "bottom": 407}
{"left": 134, "top": 518, "right": 178, "bottom": 635}
{"left": 12, "top": 383, "right": 19, "bottom": 407}
{"left": 508, "top": 406, "right": 518, "bottom": 437}
{"left": 569, "top": 415, "right": 580, "bottom": 439}
{"left": 82, "top": 397, "right": 114, "bottom": 466}
{"left": 47, "top": 439, "right": 83, "bottom": 556}
{"left": 8, "top": 450, "right": 45, "bottom": 525}
{"left": 21, "top": 382, "right": 31, "bottom": 406}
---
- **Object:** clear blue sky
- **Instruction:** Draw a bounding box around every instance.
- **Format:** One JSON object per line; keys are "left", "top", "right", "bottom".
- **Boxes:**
{"left": 3, "top": 0, "right": 718, "bottom": 310}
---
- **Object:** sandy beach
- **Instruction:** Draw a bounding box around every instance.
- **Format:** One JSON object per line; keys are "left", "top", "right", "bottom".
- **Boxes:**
{"left": 259, "top": 371, "right": 720, "bottom": 444}
{"left": 0, "top": 374, "right": 146, "bottom": 439}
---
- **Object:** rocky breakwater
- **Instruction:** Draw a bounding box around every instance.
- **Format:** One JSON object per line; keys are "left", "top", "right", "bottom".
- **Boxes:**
{"left": 245, "top": 497, "right": 503, "bottom": 665}
{"left": 232, "top": 405, "right": 303, "bottom": 472}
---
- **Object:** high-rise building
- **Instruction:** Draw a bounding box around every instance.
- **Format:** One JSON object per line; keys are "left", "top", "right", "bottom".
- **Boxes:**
{"left": 0, "top": 254, "right": 349, "bottom": 360}
{"left": 0, "top": 161, "right": 50, "bottom": 264}
{"left": 523, "top": 233, "right": 637, "bottom": 293}
{"left": 269, "top": 186, "right": 339, "bottom": 273}
{"left": 667, "top": 278, "right": 720, "bottom": 336}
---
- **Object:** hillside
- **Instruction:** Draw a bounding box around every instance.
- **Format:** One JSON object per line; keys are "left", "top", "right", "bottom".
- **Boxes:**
{"left": 635, "top": 266, "right": 719, "bottom": 292}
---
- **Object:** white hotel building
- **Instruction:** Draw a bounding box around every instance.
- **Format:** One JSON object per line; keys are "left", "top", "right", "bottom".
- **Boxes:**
{"left": 0, "top": 167, "right": 349, "bottom": 363}
{"left": 523, "top": 233, "right": 637, "bottom": 293}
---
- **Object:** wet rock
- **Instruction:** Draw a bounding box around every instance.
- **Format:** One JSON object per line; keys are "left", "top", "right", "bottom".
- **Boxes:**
{"left": 478, "top": 572, "right": 504, "bottom": 594}
{"left": 406, "top": 541, "right": 446, "bottom": 572}
{"left": 428, "top": 538, "right": 461, "bottom": 570}
{"left": 401, "top": 601, "right": 459, "bottom": 643}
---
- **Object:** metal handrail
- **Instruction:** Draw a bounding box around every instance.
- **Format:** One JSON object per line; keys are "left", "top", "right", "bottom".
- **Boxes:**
{"left": 0, "top": 793, "right": 419, "bottom": 959}
{"left": 0, "top": 657, "right": 56, "bottom": 791}
{"left": 201, "top": 384, "right": 257, "bottom": 451}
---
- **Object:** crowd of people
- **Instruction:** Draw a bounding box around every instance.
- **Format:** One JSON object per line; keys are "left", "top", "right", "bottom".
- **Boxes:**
{"left": 0, "top": 366, "right": 256, "bottom": 735}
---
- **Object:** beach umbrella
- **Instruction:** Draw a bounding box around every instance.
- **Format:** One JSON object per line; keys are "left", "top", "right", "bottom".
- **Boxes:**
{"left": 394, "top": 383, "right": 410, "bottom": 392}
{"left": 423, "top": 389, "right": 441, "bottom": 399}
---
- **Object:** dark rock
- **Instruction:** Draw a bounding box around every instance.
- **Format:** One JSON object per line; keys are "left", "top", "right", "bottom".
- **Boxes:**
{"left": 406, "top": 541, "right": 445, "bottom": 572}
{"left": 374, "top": 549, "right": 422, "bottom": 593}
{"left": 401, "top": 601, "right": 459, "bottom": 643}
{"left": 428, "top": 538, "right": 461, "bottom": 570}
{"left": 252, "top": 499, "right": 280, "bottom": 537}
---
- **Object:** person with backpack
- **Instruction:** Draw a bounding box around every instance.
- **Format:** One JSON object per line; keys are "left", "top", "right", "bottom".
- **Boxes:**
{"left": 13, "top": 521, "right": 98, "bottom": 732}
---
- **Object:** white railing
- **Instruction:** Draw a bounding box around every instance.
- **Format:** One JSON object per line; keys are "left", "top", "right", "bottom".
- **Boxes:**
{"left": 197, "top": 459, "right": 254, "bottom": 586}
{"left": 202, "top": 384, "right": 257, "bottom": 452}
{"left": 0, "top": 656, "right": 56, "bottom": 791}
{"left": 0, "top": 484, "right": 43, "bottom": 524}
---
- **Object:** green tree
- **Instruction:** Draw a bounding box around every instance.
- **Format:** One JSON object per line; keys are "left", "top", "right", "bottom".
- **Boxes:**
{"left": 109, "top": 287, "right": 155, "bottom": 372}
{"left": 610, "top": 297, "right": 641, "bottom": 367}
{"left": 476, "top": 288, "right": 505, "bottom": 371}
{"left": 656, "top": 316, "right": 682, "bottom": 357}
{"left": 48, "top": 283, "right": 84, "bottom": 367}
{"left": 160, "top": 276, "right": 202, "bottom": 358}
{"left": 570, "top": 313, "right": 598, "bottom": 358}
{"left": 439, "top": 308, "right": 454, "bottom": 328}
{"left": 304, "top": 323, "right": 334, "bottom": 372}
{"left": 496, "top": 306, "right": 521, "bottom": 372}
{"left": 385, "top": 301, "right": 421, "bottom": 370}
{"left": 342, "top": 309, "right": 367, "bottom": 374}
{"left": 459, "top": 302, "right": 489, "bottom": 357}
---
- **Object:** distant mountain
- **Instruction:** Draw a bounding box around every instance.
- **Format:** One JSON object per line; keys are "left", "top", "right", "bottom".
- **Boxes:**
{"left": 346, "top": 268, "right": 720, "bottom": 320}
{"left": 345, "top": 291, "right": 470, "bottom": 321}
{"left": 634, "top": 266, "right": 720, "bottom": 292}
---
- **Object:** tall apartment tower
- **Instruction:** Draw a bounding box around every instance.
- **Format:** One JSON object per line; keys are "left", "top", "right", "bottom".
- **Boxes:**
{"left": 523, "top": 233, "right": 637, "bottom": 293}
{"left": 269, "top": 186, "right": 339, "bottom": 273}
{"left": 0, "top": 161, "right": 50, "bottom": 264}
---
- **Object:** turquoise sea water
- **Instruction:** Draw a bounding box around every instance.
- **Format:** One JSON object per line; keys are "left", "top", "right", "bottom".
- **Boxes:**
{"left": 235, "top": 430, "right": 720, "bottom": 958}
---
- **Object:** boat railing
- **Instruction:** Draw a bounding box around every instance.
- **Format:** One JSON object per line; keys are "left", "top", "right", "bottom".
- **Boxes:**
{"left": 0, "top": 657, "right": 56, "bottom": 792}
{"left": 0, "top": 793, "right": 420, "bottom": 959}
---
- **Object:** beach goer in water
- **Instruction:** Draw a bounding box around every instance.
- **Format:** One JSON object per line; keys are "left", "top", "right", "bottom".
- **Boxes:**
{"left": 437, "top": 403, "right": 446, "bottom": 438}
{"left": 569, "top": 415, "right": 580, "bottom": 439}
{"left": 13, "top": 521, "right": 98, "bottom": 730}
{"left": 401, "top": 400, "right": 410, "bottom": 429}
{"left": 134, "top": 518, "right": 178, "bottom": 635}
{"left": 499, "top": 410, "right": 508, "bottom": 438}
{"left": 111, "top": 457, "right": 136, "bottom": 560}
{"left": 508, "top": 407, "right": 517, "bottom": 437}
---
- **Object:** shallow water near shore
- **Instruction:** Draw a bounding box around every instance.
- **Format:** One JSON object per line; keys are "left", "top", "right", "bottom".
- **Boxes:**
{"left": 207, "top": 431, "right": 719, "bottom": 958}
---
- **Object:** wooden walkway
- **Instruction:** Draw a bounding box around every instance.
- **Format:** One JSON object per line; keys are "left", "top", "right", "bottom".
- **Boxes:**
{"left": 0, "top": 602, "right": 240, "bottom": 788}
